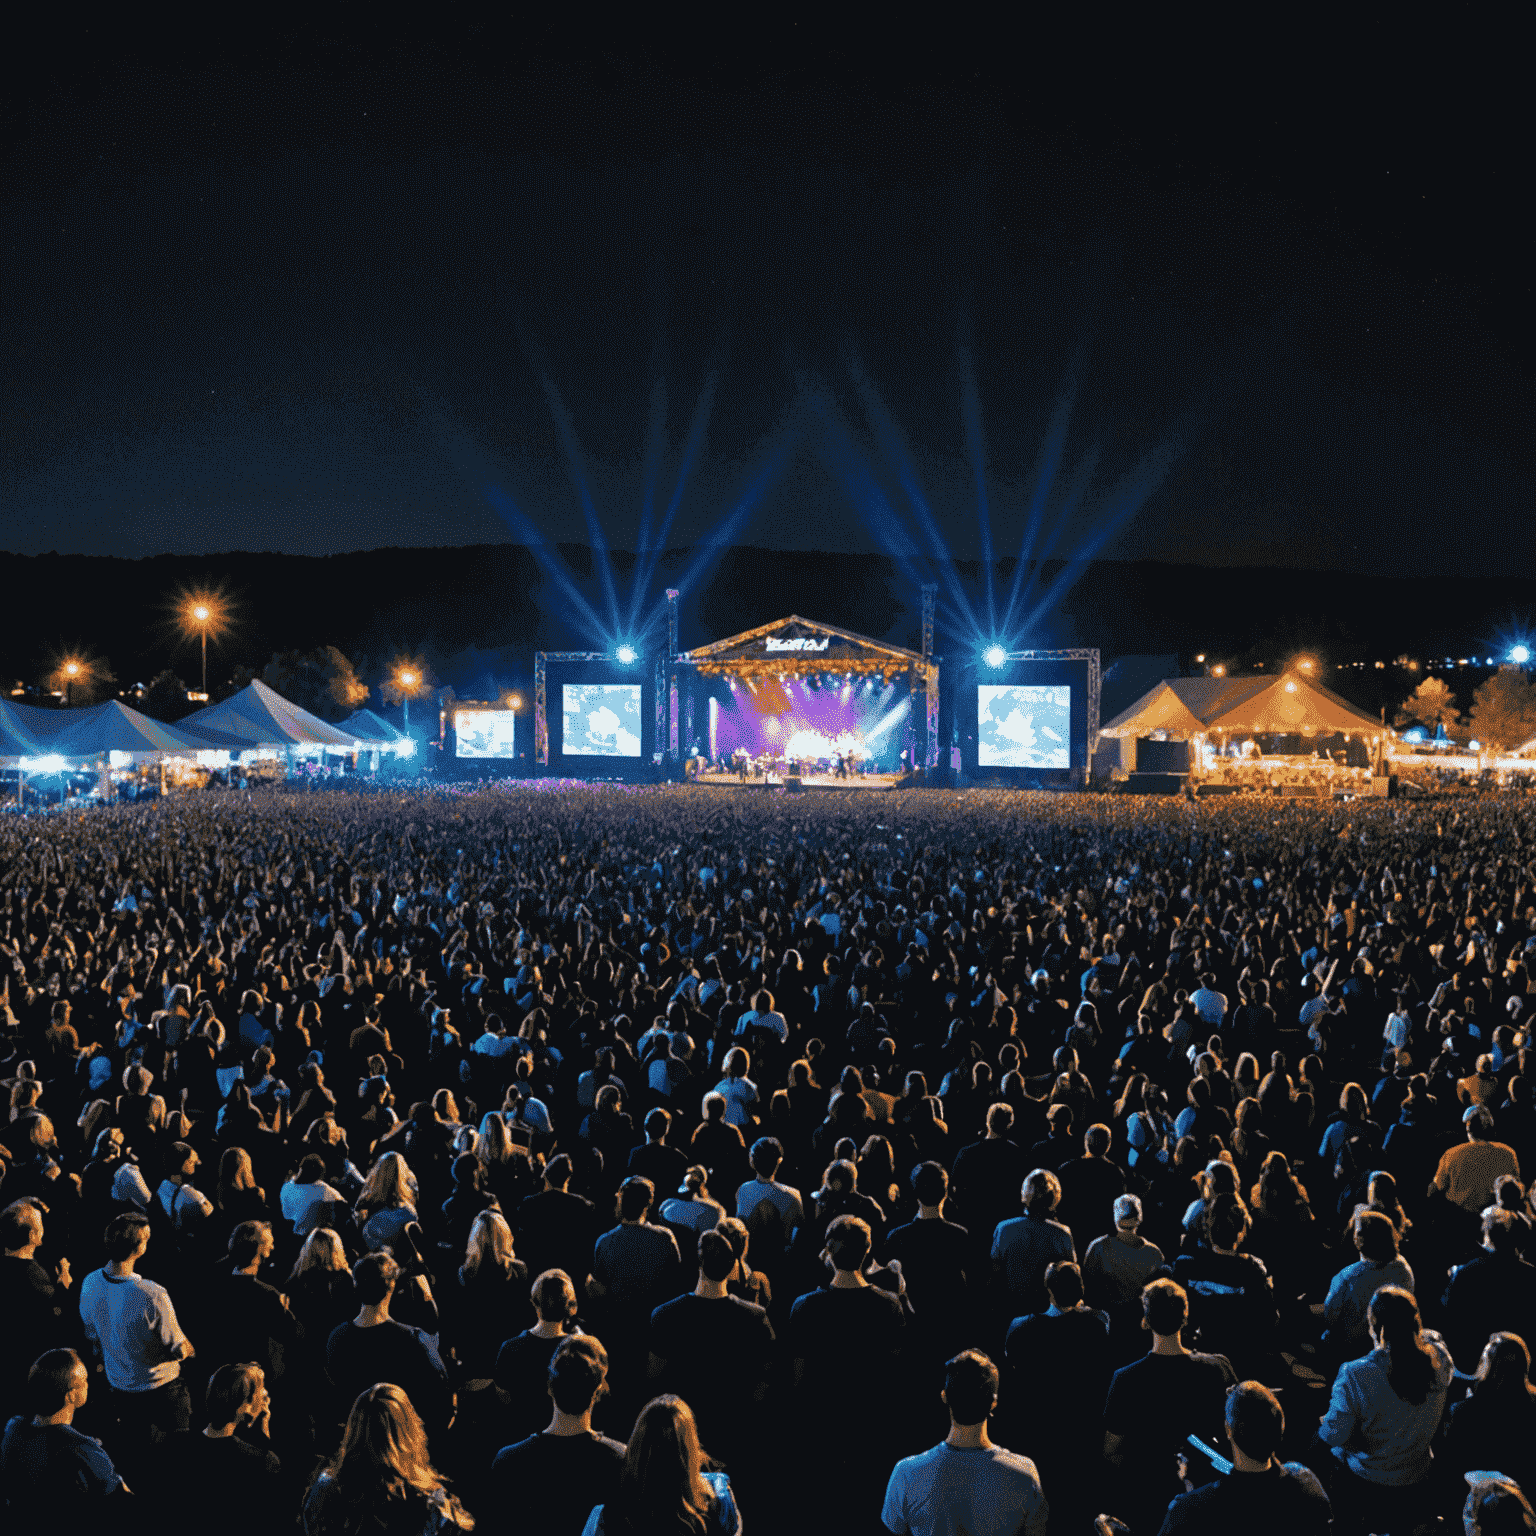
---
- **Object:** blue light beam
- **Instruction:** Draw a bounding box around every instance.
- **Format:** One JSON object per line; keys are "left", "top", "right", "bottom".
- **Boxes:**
{"left": 634, "top": 414, "right": 800, "bottom": 641}
{"left": 630, "top": 367, "right": 720, "bottom": 630}
{"left": 480, "top": 483, "right": 611, "bottom": 648}
{"left": 537, "top": 372, "right": 623, "bottom": 640}
{"left": 958, "top": 344, "right": 996, "bottom": 636}
{"left": 1001, "top": 355, "right": 1084, "bottom": 637}
{"left": 1008, "top": 442, "right": 1102, "bottom": 635}
{"left": 844, "top": 352, "right": 985, "bottom": 645}
{"left": 1016, "top": 422, "right": 1197, "bottom": 639}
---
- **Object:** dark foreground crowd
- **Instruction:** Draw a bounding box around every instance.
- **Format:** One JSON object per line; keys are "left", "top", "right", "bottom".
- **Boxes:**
{"left": 2, "top": 782, "right": 1536, "bottom": 1536}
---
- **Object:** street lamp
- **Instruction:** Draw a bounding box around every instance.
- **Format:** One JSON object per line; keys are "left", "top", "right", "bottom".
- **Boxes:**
{"left": 64, "top": 659, "right": 81, "bottom": 706}
{"left": 177, "top": 590, "right": 226, "bottom": 698}
{"left": 505, "top": 693, "right": 522, "bottom": 759}
{"left": 191, "top": 603, "right": 210, "bottom": 695}
{"left": 397, "top": 669, "right": 419, "bottom": 731}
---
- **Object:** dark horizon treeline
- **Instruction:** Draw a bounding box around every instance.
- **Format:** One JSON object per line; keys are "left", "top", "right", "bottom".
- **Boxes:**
{"left": 0, "top": 544, "right": 1530, "bottom": 722}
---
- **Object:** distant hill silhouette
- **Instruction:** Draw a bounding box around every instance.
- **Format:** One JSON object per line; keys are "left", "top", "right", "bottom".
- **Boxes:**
{"left": 1, "top": 544, "right": 1529, "bottom": 717}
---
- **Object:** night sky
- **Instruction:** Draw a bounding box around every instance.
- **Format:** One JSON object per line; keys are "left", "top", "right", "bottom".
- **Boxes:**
{"left": 4, "top": 11, "right": 1529, "bottom": 581}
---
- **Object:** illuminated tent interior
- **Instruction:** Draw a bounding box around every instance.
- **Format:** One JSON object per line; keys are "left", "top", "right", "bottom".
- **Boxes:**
{"left": 1100, "top": 672, "right": 1383, "bottom": 739}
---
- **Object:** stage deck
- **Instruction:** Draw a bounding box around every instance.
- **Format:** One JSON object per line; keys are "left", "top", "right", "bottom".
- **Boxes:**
{"left": 694, "top": 769, "right": 905, "bottom": 792}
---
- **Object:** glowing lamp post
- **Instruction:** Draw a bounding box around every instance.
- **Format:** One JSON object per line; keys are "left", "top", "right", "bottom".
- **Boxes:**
{"left": 397, "top": 669, "right": 419, "bottom": 731}
{"left": 178, "top": 592, "right": 225, "bottom": 698}
{"left": 191, "top": 604, "right": 210, "bottom": 695}
{"left": 64, "top": 659, "right": 81, "bottom": 706}
{"left": 506, "top": 693, "right": 522, "bottom": 759}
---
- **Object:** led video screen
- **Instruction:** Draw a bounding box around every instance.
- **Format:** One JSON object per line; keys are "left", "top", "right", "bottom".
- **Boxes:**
{"left": 562, "top": 683, "right": 643, "bottom": 758}
{"left": 977, "top": 685, "right": 1072, "bottom": 769}
{"left": 455, "top": 711, "right": 519, "bottom": 759}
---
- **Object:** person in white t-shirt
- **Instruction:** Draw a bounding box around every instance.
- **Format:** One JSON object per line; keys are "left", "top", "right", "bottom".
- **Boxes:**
{"left": 79, "top": 1212, "right": 195, "bottom": 1444}
{"left": 280, "top": 1153, "right": 347, "bottom": 1236}
{"left": 733, "top": 1137, "right": 804, "bottom": 1252}
{"left": 713, "top": 1049, "right": 760, "bottom": 1130}
{"left": 1383, "top": 998, "right": 1412, "bottom": 1053}
{"left": 156, "top": 1141, "right": 215, "bottom": 1235}
{"left": 881, "top": 1349, "right": 1048, "bottom": 1536}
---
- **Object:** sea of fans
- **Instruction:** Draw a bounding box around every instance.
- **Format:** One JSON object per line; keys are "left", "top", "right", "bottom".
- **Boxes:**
{"left": 2, "top": 780, "right": 1536, "bottom": 1535}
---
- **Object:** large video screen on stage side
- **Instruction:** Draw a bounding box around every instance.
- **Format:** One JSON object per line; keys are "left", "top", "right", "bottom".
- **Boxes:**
{"left": 977, "top": 684, "right": 1072, "bottom": 769}
{"left": 562, "top": 683, "right": 643, "bottom": 757}
{"left": 455, "top": 711, "right": 519, "bottom": 759}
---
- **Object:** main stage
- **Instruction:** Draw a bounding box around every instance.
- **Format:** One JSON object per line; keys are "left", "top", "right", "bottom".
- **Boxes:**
{"left": 694, "top": 768, "right": 906, "bottom": 792}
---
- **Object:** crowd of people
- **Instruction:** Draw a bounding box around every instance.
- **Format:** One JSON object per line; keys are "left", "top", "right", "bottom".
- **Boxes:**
{"left": 2, "top": 780, "right": 1536, "bottom": 1535}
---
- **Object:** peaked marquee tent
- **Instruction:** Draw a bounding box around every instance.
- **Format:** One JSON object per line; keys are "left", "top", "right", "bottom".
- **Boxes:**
{"left": 177, "top": 679, "right": 360, "bottom": 752}
{"left": 1100, "top": 671, "right": 1387, "bottom": 741}
{"left": 338, "top": 707, "right": 407, "bottom": 746}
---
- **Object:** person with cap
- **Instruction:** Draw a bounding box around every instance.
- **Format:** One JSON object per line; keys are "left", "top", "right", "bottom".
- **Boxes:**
{"left": 881, "top": 1349, "right": 1048, "bottom": 1536}
{"left": 490, "top": 1334, "right": 627, "bottom": 1536}
{"left": 1151, "top": 1379, "right": 1329, "bottom": 1535}
{"left": 1083, "top": 1194, "right": 1166, "bottom": 1313}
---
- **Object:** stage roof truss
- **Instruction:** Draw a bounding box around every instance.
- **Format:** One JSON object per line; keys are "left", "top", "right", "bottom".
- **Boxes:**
{"left": 679, "top": 615, "right": 925, "bottom": 677}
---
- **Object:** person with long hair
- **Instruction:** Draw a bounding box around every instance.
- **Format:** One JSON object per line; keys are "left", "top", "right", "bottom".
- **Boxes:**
{"left": 303, "top": 1382, "right": 471, "bottom": 1535}
{"left": 451, "top": 1210, "right": 529, "bottom": 1388}
{"left": 580, "top": 1393, "right": 741, "bottom": 1535}
{"left": 1318, "top": 1285, "right": 1453, "bottom": 1530}
{"left": 217, "top": 1145, "right": 268, "bottom": 1221}
{"left": 1439, "top": 1332, "right": 1536, "bottom": 1496}
{"left": 355, "top": 1151, "right": 419, "bottom": 1251}
{"left": 286, "top": 1227, "right": 356, "bottom": 1342}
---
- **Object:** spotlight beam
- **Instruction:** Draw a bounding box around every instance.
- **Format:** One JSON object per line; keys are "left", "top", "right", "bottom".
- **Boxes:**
{"left": 633, "top": 373, "right": 668, "bottom": 600}
{"left": 1017, "top": 420, "right": 1197, "bottom": 638}
{"left": 631, "top": 366, "right": 720, "bottom": 632}
{"left": 481, "top": 483, "right": 611, "bottom": 647}
{"left": 537, "top": 371, "right": 622, "bottom": 640}
{"left": 1009, "top": 442, "right": 1102, "bottom": 635}
{"left": 958, "top": 344, "right": 996, "bottom": 637}
{"left": 844, "top": 353, "right": 984, "bottom": 644}
{"left": 804, "top": 387, "right": 934, "bottom": 604}
{"left": 635, "top": 413, "right": 799, "bottom": 635}
{"left": 1001, "top": 357, "right": 1083, "bottom": 636}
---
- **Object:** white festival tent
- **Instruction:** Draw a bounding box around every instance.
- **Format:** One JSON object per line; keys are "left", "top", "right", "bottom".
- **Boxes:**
{"left": 176, "top": 679, "right": 362, "bottom": 755}
{"left": 0, "top": 699, "right": 45, "bottom": 767}
{"left": 46, "top": 699, "right": 215, "bottom": 763}
{"left": 337, "top": 707, "right": 407, "bottom": 746}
